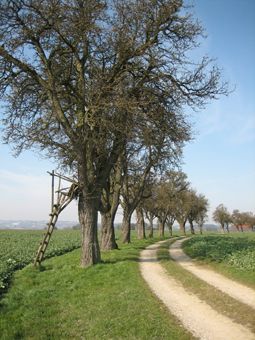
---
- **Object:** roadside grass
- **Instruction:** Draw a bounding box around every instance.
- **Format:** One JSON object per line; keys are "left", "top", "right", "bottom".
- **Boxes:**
{"left": 0, "top": 236, "right": 192, "bottom": 340}
{"left": 158, "top": 240, "right": 255, "bottom": 333}
{"left": 182, "top": 233, "right": 255, "bottom": 288}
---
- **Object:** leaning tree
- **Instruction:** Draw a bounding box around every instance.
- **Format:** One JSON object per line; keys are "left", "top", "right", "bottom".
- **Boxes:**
{"left": 0, "top": 0, "right": 228, "bottom": 266}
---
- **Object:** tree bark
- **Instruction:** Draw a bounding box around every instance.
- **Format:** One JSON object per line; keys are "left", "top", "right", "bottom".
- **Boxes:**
{"left": 225, "top": 223, "right": 230, "bottom": 233}
{"left": 158, "top": 219, "right": 165, "bottom": 237}
{"left": 220, "top": 223, "right": 225, "bottom": 233}
{"left": 199, "top": 223, "right": 203, "bottom": 234}
{"left": 100, "top": 211, "right": 118, "bottom": 250}
{"left": 136, "top": 207, "right": 146, "bottom": 239}
{"left": 148, "top": 217, "right": 154, "bottom": 238}
{"left": 189, "top": 220, "right": 195, "bottom": 234}
{"left": 121, "top": 208, "right": 133, "bottom": 243}
{"left": 79, "top": 191, "right": 101, "bottom": 267}
{"left": 179, "top": 221, "right": 186, "bottom": 236}
{"left": 167, "top": 222, "right": 173, "bottom": 236}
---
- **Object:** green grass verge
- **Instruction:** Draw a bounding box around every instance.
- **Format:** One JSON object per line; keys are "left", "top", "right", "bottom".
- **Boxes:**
{"left": 158, "top": 240, "right": 255, "bottom": 333}
{"left": 182, "top": 233, "right": 255, "bottom": 288}
{"left": 0, "top": 236, "right": 192, "bottom": 340}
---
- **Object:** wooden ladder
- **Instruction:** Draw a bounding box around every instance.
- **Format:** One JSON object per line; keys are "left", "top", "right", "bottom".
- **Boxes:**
{"left": 34, "top": 182, "right": 79, "bottom": 266}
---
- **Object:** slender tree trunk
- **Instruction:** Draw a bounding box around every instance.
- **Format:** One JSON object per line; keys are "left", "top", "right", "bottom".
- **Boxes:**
{"left": 240, "top": 225, "right": 244, "bottom": 232}
{"left": 199, "top": 223, "right": 203, "bottom": 234}
{"left": 100, "top": 211, "right": 118, "bottom": 250}
{"left": 121, "top": 207, "right": 133, "bottom": 243}
{"left": 219, "top": 223, "right": 225, "bottom": 233}
{"left": 167, "top": 222, "right": 173, "bottom": 236}
{"left": 235, "top": 225, "right": 240, "bottom": 232}
{"left": 179, "top": 221, "right": 186, "bottom": 236}
{"left": 226, "top": 223, "right": 230, "bottom": 233}
{"left": 148, "top": 217, "right": 154, "bottom": 238}
{"left": 158, "top": 219, "right": 165, "bottom": 237}
{"left": 79, "top": 191, "right": 101, "bottom": 267}
{"left": 136, "top": 207, "right": 146, "bottom": 239}
{"left": 190, "top": 220, "right": 195, "bottom": 234}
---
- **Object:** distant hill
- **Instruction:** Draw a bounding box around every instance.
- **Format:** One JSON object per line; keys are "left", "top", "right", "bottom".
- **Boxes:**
{"left": 0, "top": 220, "right": 78, "bottom": 230}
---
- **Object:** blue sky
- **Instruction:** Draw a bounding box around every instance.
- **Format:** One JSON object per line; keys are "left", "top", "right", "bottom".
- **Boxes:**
{"left": 0, "top": 0, "right": 254, "bottom": 223}
{"left": 182, "top": 0, "right": 255, "bottom": 220}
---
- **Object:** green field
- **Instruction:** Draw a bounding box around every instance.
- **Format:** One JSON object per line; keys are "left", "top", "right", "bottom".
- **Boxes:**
{"left": 0, "top": 229, "right": 81, "bottom": 292}
{"left": 182, "top": 233, "right": 255, "bottom": 287}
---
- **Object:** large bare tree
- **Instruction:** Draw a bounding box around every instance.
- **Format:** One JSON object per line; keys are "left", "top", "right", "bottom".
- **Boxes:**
{"left": 0, "top": 0, "right": 228, "bottom": 266}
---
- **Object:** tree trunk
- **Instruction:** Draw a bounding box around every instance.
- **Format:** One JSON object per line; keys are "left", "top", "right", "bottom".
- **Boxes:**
{"left": 100, "top": 211, "right": 118, "bottom": 250}
{"left": 79, "top": 192, "right": 101, "bottom": 267}
{"left": 158, "top": 219, "right": 165, "bottom": 237}
{"left": 220, "top": 223, "right": 225, "bottom": 233}
{"left": 199, "top": 223, "right": 203, "bottom": 234}
{"left": 121, "top": 208, "right": 133, "bottom": 243}
{"left": 190, "top": 220, "right": 195, "bottom": 234}
{"left": 179, "top": 221, "right": 186, "bottom": 236}
{"left": 136, "top": 207, "right": 146, "bottom": 239}
{"left": 167, "top": 222, "right": 173, "bottom": 236}
{"left": 148, "top": 217, "right": 154, "bottom": 238}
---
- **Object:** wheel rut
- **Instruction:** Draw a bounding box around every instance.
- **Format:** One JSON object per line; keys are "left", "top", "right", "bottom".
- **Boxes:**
{"left": 139, "top": 240, "right": 255, "bottom": 340}
{"left": 169, "top": 238, "right": 255, "bottom": 310}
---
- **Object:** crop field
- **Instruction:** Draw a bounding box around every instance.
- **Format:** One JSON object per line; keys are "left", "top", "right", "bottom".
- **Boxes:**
{"left": 0, "top": 229, "right": 81, "bottom": 292}
{"left": 183, "top": 233, "right": 255, "bottom": 286}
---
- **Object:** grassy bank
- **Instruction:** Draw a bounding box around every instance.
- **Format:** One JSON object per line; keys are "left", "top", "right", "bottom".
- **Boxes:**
{"left": 0, "top": 236, "right": 191, "bottom": 340}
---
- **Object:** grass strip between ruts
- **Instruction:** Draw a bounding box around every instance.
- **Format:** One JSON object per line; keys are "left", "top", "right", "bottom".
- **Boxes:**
{"left": 158, "top": 239, "right": 255, "bottom": 334}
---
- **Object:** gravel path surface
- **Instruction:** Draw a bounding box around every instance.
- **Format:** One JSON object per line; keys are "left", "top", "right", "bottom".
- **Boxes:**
{"left": 140, "top": 240, "right": 255, "bottom": 340}
{"left": 169, "top": 238, "right": 255, "bottom": 310}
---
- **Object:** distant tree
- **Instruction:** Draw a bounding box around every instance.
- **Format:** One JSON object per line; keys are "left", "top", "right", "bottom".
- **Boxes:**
{"left": 187, "top": 190, "right": 199, "bottom": 235}
{"left": 239, "top": 211, "right": 255, "bottom": 232}
{"left": 143, "top": 196, "right": 157, "bottom": 238}
{"left": 213, "top": 204, "right": 231, "bottom": 233}
{"left": 120, "top": 159, "right": 153, "bottom": 243}
{"left": 175, "top": 190, "right": 193, "bottom": 236}
{"left": 231, "top": 209, "right": 242, "bottom": 232}
{"left": 72, "top": 224, "right": 81, "bottom": 230}
{"left": 194, "top": 194, "right": 209, "bottom": 234}
{"left": 248, "top": 213, "right": 255, "bottom": 231}
{"left": 154, "top": 171, "right": 189, "bottom": 237}
{"left": 0, "top": 0, "right": 228, "bottom": 266}
{"left": 136, "top": 204, "right": 146, "bottom": 240}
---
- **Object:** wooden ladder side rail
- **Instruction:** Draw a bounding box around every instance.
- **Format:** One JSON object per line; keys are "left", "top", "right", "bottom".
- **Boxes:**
{"left": 34, "top": 193, "right": 74, "bottom": 266}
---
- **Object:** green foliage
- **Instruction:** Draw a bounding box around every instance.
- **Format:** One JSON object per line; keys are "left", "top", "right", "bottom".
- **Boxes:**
{"left": 0, "top": 229, "right": 81, "bottom": 292}
{"left": 183, "top": 234, "right": 255, "bottom": 271}
{"left": 227, "top": 249, "right": 255, "bottom": 271}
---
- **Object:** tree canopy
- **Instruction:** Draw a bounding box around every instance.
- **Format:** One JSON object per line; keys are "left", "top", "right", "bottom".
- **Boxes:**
{"left": 0, "top": 0, "right": 228, "bottom": 266}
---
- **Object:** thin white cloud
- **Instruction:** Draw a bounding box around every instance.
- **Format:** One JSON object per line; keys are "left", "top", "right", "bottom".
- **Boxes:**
{"left": 229, "top": 114, "right": 255, "bottom": 145}
{"left": 0, "top": 169, "right": 77, "bottom": 220}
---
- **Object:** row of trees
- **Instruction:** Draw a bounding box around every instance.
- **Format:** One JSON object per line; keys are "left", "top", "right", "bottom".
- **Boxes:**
{"left": 100, "top": 170, "right": 209, "bottom": 250}
{"left": 213, "top": 204, "right": 255, "bottom": 232}
{"left": 0, "top": 0, "right": 227, "bottom": 267}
